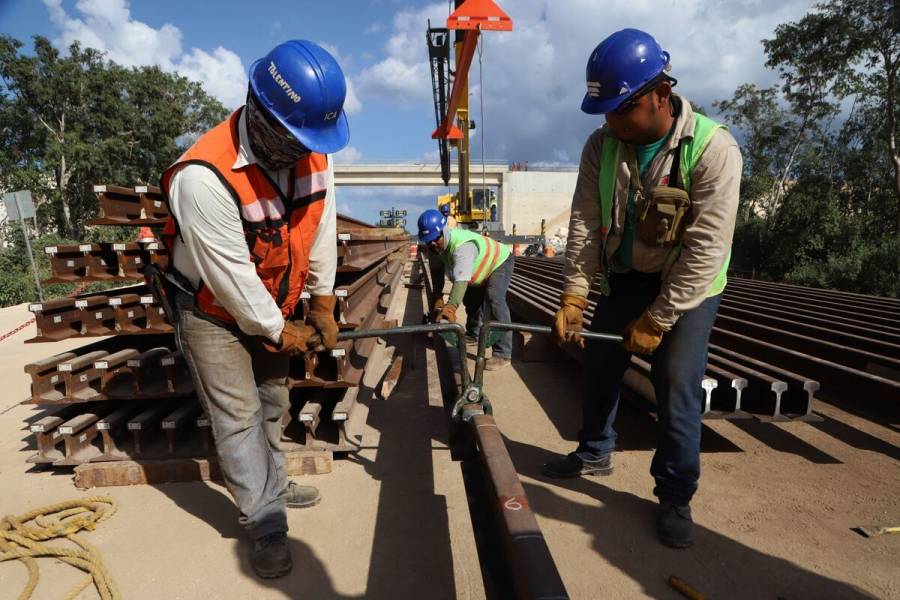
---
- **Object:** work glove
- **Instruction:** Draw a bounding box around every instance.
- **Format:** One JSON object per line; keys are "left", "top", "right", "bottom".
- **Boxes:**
{"left": 430, "top": 297, "right": 447, "bottom": 322}
{"left": 434, "top": 302, "right": 457, "bottom": 323}
{"left": 265, "top": 320, "right": 318, "bottom": 355}
{"left": 623, "top": 309, "right": 665, "bottom": 355}
{"left": 553, "top": 293, "right": 589, "bottom": 348}
{"left": 306, "top": 295, "right": 340, "bottom": 349}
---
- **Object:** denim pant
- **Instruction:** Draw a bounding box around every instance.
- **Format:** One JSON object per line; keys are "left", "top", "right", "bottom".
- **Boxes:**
{"left": 176, "top": 295, "right": 290, "bottom": 539}
{"left": 460, "top": 255, "right": 514, "bottom": 358}
{"left": 579, "top": 270, "right": 722, "bottom": 505}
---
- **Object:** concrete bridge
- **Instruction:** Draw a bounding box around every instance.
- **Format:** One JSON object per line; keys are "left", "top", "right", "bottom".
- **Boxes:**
{"left": 333, "top": 162, "right": 578, "bottom": 236}
{"left": 333, "top": 161, "right": 508, "bottom": 187}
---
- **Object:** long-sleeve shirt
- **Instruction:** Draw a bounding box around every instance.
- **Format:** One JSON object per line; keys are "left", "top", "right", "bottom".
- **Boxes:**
{"left": 167, "top": 109, "right": 337, "bottom": 343}
{"left": 563, "top": 95, "right": 742, "bottom": 329}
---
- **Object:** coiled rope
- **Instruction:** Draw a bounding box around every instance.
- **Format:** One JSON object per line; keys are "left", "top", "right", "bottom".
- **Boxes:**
{"left": 0, "top": 496, "right": 121, "bottom": 600}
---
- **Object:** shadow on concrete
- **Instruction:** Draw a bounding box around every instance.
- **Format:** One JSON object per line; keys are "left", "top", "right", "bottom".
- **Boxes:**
{"left": 509, "top": 358, "right": 743, "bottom": 454}
{"left": 336, "top": 274, "right": 459, "bottom": 599}
{"left": 156, "top": 480, "right": 242, "bottom": 540}
{"left": 729, "top": 419, "right": 842, "bottom": 464}
{"left": 154, "top": 480, "right": 356, "bottom": 598}
{"left": 154, "top": 276, "right": 459, "bottom": 599}
{"left": 504, "top": 437, "right": 875, "bottom": 600}
{"left": 809, "top": 413, "right": 900, "bottom": 462}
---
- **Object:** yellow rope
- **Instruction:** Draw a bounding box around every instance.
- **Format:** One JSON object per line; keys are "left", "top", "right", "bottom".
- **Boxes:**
{"left": 0, "top": 496, "right": 121, "bottom": 600}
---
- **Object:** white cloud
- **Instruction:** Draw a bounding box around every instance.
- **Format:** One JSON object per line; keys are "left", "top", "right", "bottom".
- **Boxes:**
{"left": 356, "top": 3, "right": 446, "bottom": 107}
{"left": 44, "top": 0, "right": 247, "bottom": 108}
{"left": 365, "top": 22, "right": 385, "bottom": 34}
{"left": 334, "top": 146, "right": 363, "bottom": 164}
{"left": 177, "top": 46, "right": 247, "bottom": 109}
{"left": 357, "top": 0, "right": 816, "bottom": 162}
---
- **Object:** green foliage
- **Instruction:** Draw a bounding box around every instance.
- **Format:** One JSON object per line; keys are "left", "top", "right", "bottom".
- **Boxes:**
{"left": 718, "top": 0, "right": 900, "bottom": 297}
{"left": 0, "top": 34, "right": 228, "bottom": 307}
{"left": 0, "top": 34, "right": 229, "bottom": 238}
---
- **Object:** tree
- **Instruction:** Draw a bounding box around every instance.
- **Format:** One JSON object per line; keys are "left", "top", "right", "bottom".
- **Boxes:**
{"left": 0, "top": 35, "right": 229, "bottom": 239}
{"left": 763, "top": 0, "right": 900, "bottom": 236}
{"left": 715, "top": 0, "right": 899, "bottom": 296}
{"left": 0, "top": 35, "right": 230, "bottom": 306}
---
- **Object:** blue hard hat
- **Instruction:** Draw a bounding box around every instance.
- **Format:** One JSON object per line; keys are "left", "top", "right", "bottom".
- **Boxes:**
{"left": 417, "top": 209, "right": 446, "bottom": 243}
{"left": 581, "top": 29, "right": 670, "bottom": 115}
{"left": 439, "top": 203, "right": 451, "bottom": 217}
{"left": 249, "top": 40, "right": 350, "bottom": 154}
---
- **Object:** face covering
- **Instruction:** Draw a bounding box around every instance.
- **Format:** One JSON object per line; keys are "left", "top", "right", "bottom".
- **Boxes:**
{"left": 245, "top": 91, "right": 310, "bottom": 171}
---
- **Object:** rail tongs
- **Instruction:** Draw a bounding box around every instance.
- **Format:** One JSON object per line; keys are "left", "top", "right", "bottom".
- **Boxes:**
{"left": 319, "top": 321, "right": 622, "bottom": 423}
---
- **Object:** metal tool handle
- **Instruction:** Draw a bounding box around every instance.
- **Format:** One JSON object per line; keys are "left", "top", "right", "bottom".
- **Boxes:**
{"left": 473, "top": 321, "right": 623, "bottom": 386}
{"left": 300, "top": 322, "right": 472, "bottom": 387}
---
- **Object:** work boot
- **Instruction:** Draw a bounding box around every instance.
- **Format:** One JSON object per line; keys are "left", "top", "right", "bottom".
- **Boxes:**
{"left": 251, "top": 532, "right": 292, "bottom": 578}
{"left": 657, "top": 502, "right": 694, "bottom": 548}
{"left": 542, "top": 451, "right": 612, "bottom": 478}
{"left": 485, "top": 356, "right": 511, "bottom": 371}
{"left": 282, "top": 481, "right": 321, "bottom": 508}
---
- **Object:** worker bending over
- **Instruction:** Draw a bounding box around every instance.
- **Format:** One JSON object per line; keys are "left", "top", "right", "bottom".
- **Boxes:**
{"left": 418, "top": 209, "right": 514, "bottom": 370}
{"left": 546, "top": 29, "right": 741, "bottom": 549}
{"left": 160, "top": 40, "right": 350, "bottom": 578}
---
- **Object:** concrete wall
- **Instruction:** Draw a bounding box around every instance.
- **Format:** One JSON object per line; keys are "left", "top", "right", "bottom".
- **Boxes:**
{"left": 500, "top": 171, "right": 577, "bottom": 236}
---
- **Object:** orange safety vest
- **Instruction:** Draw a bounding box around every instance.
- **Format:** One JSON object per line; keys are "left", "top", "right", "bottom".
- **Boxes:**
{"left": 160, "top": 109, "right": 327, "bottom": 325}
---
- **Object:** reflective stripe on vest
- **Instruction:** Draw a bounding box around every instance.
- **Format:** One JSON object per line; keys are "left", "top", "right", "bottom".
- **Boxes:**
{"left": 597, "top": 112, "right": 730, "bottom": 297}
{"left": 445, "top": 228, "right": 512, "bottom": 286}
{"left": 160, "top": 108, "right": 327, "bottom": 324}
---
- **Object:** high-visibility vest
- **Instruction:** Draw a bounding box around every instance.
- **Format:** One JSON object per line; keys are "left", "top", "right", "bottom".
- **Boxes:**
{"left": 597, "top": 112, "right": 730, "bottom": 297}
{"left": 443, "top": 227, "right": 511, "bottom": 286}
{"left": 160, "top": 108, "right": 328, "bottom": 324}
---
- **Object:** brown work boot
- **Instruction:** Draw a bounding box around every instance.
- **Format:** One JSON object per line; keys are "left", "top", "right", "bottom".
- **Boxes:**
{"left": 251, "top": 532, "right": 292, "bottom": 578}
{"left": 282, "top": 481, "right": 321, "bottom": 508}
{"left": 485, "top": 356, "right": 511, "bottom": 371}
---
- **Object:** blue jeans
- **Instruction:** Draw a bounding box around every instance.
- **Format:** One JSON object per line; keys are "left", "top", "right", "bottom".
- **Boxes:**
{"left": 175, "top": 295, "right": 290, "bottom": 539}
{"left": 461, "top": 255, "right": 514, "bottom": 358}
{"left": 579, "top": 270, "right": 721, "bottom": 505}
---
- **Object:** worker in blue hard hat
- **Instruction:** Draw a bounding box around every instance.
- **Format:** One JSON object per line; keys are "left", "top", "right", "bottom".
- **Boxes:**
{"left": 545, "top": 29, "right": 743, "bottom": 549}
{"left": 438, "top": 201, "right": 458, "bottom": 227}
{"left": 159, "top": 40, "right": 350, "bottom": 578}
{"left": 418, "top": 209, "right": 514, "bottom": 370}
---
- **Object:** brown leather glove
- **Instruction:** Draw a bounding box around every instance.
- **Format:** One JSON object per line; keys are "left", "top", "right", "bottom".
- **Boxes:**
{"left": 265, "top": 320, "right": 317, "bottom": 355}
{"left": 623, "top": 309, "right": 665, "bottom": 355}
{"left": 553, "top": 293, "right": 589, "bottom": 348}
{"left": 306, "top": 295, "right": 339, "bottom": 349}
{"left": 435, "top": 302, "right": 457, "bottom": 323}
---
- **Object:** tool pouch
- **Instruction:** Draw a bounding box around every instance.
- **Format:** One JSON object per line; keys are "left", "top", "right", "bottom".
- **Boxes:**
{"left": 636, "top": 138, "right": 690, "bottom": 246}
{"left": 637, "top": 185, "right": 690, "bottom": 246}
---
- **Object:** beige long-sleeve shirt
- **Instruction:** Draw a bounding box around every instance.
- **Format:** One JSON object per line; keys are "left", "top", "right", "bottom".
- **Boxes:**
{"left": 563, "top": 95, "right": 742, "bottom": 329}
{"left": 167, "top": 109, "right": 337, "bottom": 343}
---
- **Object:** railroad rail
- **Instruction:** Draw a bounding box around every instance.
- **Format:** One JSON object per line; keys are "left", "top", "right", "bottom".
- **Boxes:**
{"left": 507, "top": 255, "right": 900, "bottom": 420}
{"left": 21, "top": 184, "right": 411, "bottom": 471}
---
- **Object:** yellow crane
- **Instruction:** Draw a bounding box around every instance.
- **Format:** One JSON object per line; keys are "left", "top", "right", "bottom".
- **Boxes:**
{"left": 427, "top": 0, "right": 510, "bottom": 229}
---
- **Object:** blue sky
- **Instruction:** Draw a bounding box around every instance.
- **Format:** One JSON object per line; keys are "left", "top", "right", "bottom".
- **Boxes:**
{"left": 1, "top": 0, "right": 817, "bottom": 226}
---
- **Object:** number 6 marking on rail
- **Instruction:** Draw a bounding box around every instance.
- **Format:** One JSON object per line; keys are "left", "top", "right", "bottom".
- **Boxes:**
{"left": 504, "top": 497, "right": 523, "bottom": 511}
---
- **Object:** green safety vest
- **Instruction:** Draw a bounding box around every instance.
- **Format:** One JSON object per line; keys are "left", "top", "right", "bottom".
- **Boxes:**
{"left": 443, "top": 228, "right": 512, "bottom": 286}
{"left": 598, "top": 112, "right": 730, "bottom": 297}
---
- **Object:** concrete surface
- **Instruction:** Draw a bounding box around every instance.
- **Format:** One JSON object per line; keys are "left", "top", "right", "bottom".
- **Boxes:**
{"left": 2, "top": 279, "right": 899, "bottom": 599}
{"left": 0, "top": 278, "right": 485, "bottom": 600}
{"left": 480, "top": 355, "right": 900, "bottom": 599}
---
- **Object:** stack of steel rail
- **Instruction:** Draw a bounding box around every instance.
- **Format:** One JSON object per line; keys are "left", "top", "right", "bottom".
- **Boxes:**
{"left": 22, "top": 183, "right": 410, "bottom": 485}
{"left": 508, "top": 255, "right": 900, "bottom": 421}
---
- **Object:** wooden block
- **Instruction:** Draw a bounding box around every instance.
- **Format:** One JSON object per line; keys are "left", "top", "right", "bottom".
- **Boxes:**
{"left": 379, "top": 355, "right": 404, "bottom": 400}
{"left": 73, "top": 450, "right": 333, "bottom": 488}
